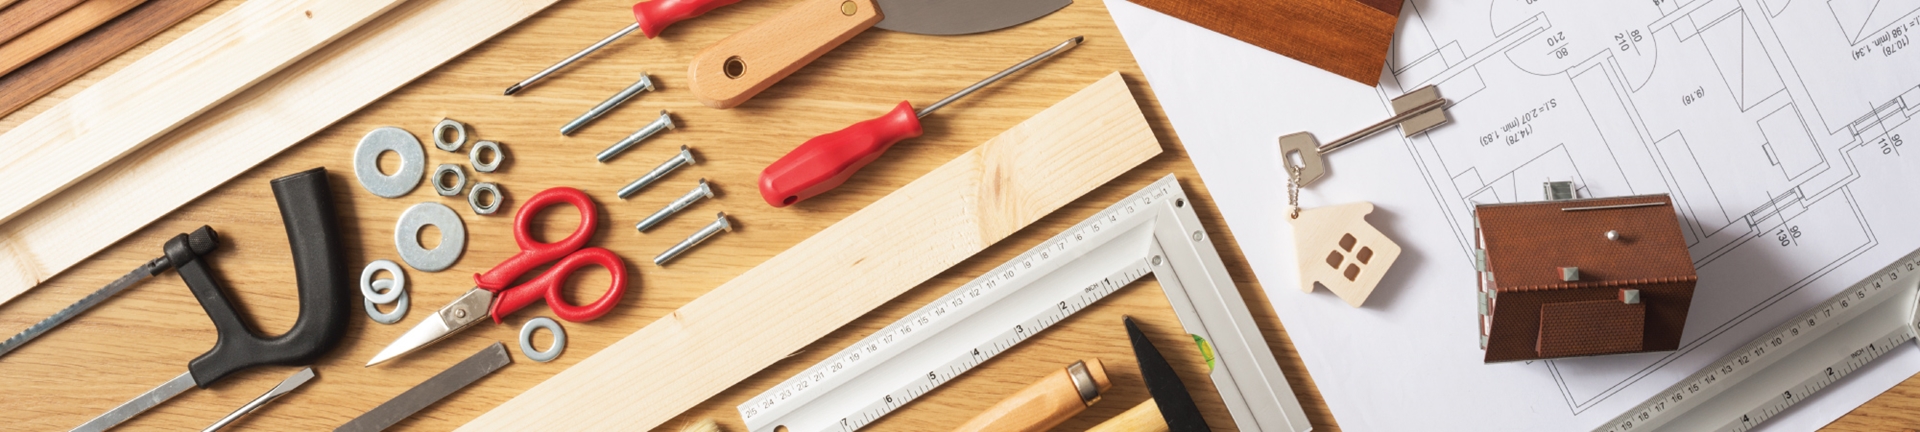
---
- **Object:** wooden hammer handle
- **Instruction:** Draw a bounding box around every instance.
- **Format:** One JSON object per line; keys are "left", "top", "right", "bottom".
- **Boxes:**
{"left": 953, "top": 359, "right": 1111, "bottom": 432}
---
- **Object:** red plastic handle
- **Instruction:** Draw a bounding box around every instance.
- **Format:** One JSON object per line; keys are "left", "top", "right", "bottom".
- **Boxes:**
{"left": 474, "top": 187, "right": 599, "bottom": 290}
{"left": 634, "top": 0, "right": 743, "bottom": 38}
{"left": 759, "top": 101, "right": 923, "bottom": 207}
{"left": 487, "top": 247, "right": 629, "bottom": 323}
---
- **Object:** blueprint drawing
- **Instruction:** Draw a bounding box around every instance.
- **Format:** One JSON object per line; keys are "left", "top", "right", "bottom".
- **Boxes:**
{"left": 1110, "top": 0, "right": 1920, "bottom": 429}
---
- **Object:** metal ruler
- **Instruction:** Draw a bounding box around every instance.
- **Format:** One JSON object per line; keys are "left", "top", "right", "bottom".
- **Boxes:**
{"left": 737, "top": 174, "right": 1310, "bottom": 432}
{"left": 1598, "top": 248, "right": 1920, "bottom": 431}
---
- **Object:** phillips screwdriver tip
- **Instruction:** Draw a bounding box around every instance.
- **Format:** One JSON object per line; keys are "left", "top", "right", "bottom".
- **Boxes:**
{"left": 504, "top": 84, "right": 524, "bottom": 96}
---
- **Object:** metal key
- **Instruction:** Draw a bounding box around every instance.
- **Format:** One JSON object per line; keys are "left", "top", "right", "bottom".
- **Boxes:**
{"left": 1278, "top": 85, "right": 1450, "bottom": 186}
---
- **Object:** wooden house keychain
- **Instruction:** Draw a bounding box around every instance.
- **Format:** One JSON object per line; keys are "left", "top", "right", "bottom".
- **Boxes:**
{"left": 1278, "top": 85, "right": 1448, "bottom": 307}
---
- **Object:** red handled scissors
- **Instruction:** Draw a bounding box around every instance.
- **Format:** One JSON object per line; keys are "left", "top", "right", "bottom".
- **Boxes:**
{"left": 368, "top": 187, "right": 629, "bottom": 366}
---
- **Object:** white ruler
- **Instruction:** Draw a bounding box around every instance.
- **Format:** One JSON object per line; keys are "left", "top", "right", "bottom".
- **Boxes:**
{"left": 1598, "top": 248, "right": 1920, "bottom": 431}
{"left": 737, "top": 174, "right": 1310, "bottom": 432}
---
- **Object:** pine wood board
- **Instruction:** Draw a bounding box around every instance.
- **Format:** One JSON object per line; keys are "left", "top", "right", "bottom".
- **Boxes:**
{"left": 0, "top": 0, "right": 86, "bottom": 45}
{"left": 0, "top": 0, "right": 411, "bottom": 228}
{"left": 0, "top": 0, "right": 564, "bottom": 304}
{"left": 0, "top": 0, "right": 147, "bottom": 76}
{"left": 462, "top": 72, "right": 1159, "bottom": 430}
{"left": 0, "top": 0, "right": 217, "bottom": 119}
{"left": 1, "top": 0, "right": 1914, "bottom": 430}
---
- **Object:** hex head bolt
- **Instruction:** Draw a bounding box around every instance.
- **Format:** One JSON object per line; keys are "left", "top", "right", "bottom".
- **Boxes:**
{"left": 617, "top": 146, "right": 696, "bottom": 199}
{"left": 635, "top": 179, "right": 714, "bottom": 232}
{"left": 654, "top": 212, "right": 731, "bottom": 266}
{"left": 561, "top": 73, "right": 655, "bottom": 136}
{"left": 597, "top": 110, "right": 674, "bottom": 162}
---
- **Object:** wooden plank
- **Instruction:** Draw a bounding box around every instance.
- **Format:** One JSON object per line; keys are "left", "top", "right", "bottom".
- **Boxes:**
{"left": 1129, "top": 0, "right": 1399, "bottom": 85}
{"left": 0, "top": 0, "right": 563, "bottom": 302}
{"left": 0, "top": 0, "right": 410, "bottom": 227}
{"left": 0, "top": 0, "right": 216, "bottom": 119}
{"left": 460, "top": 72, "right": 1160, "bottom": 430}
{"left": 0, "top": 0, "right": 147, "bottom": 76}
{"left": 0, "top": 0, "right": 87, "bottom": 45}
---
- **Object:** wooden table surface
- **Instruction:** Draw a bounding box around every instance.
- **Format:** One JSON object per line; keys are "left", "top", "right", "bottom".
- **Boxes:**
{"left": 1, "top": 0, "right": 1916, "bottom": 431}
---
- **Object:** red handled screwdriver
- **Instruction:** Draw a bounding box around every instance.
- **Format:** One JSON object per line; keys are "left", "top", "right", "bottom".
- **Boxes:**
{"left": 505, "top": 0, "right": 742, "bottom": 96}
{"left": 758, "top": 36, "right": 1082, "bottom": 207}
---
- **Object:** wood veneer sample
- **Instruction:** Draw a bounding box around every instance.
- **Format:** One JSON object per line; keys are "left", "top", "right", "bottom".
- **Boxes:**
{"left": 0, "top": 0, "right": 218, "bottom": 118}
{"left": 0, "top": 0, "right": 88, "bottom": 45}
{"left": 0, "top": 0, "right": 148, "bottom": 76}
{"left": 1129, "top": 0, "right": 1399, "bottom": 85}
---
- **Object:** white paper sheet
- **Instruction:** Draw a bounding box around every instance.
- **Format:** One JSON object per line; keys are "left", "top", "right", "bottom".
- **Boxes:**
{"left": 1107, "top": 0, "right": 1920, "bottom": 430}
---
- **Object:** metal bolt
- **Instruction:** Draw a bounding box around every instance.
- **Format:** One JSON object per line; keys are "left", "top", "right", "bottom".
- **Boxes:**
{"left": 597, "top": 110, "right": 675, "bottom": 162}
{"left": 654, "top": 212, "right": 732, "bottom": 266}
{"left": 617, "top": 146, "right": 697, "bottom": 199}
{"left": 1606, "top": 230, "right": 1621, "bottom": 241}
{"left": 561, "top": 73, "right": 655, "bottom": 136}
{"left": 636, "top": 179, "right": 715, "bottom": 232}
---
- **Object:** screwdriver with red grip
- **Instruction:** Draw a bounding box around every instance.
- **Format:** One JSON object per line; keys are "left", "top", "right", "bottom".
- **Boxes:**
{"left": 505, "top": 0, "right": 742, "bottom": 96}
{"left": 758, "top": 36, "right": 1082, "bottom": 207}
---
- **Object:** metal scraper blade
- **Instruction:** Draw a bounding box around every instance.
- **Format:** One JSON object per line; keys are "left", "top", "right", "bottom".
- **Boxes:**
{"left": 873, "top": 0, "right": 1072, "bottom": 35}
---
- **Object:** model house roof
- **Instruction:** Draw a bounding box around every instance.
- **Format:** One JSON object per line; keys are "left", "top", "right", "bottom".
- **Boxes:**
{"left": 1477, "top": 194, "right": 1694, "bottom": 292}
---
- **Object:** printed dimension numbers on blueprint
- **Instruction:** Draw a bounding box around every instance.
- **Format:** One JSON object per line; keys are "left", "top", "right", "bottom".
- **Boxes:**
{"left": 1481, "top": 98, "right": 1559, "bottom": 147}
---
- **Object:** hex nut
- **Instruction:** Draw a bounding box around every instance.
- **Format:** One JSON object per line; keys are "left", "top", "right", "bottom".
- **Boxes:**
{"left": 469, "top": 182, "right": 503, "bottom": 215}
{"left": 433, "top": 118, "right": 467, "bottom": 152}
{"left": 433, "top": 164, "right": 466, "bottom": 197}
{"left": 471, "top": 140, "right": 504, "bottom": 173}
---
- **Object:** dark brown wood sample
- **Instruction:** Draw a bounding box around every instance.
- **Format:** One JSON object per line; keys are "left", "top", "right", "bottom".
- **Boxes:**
{"left": 0, "top": 0, "right": 148, "bottom": 76}
{"left": 0, "top": 0, "right": 218, "bottom": 118}
{"left": 1129, "top": 0, "right": 1400, "bottom": 85}
{"left": 0, "top": 0, "right": 89, "bottom": 45}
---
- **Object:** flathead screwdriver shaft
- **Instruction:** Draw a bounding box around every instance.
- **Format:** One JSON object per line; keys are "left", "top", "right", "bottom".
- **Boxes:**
{"left": 507, "top": 24, "right": 639, "bottom": 96}
{"left": 916, "top": 36, "right": 1083, "bottom": 119}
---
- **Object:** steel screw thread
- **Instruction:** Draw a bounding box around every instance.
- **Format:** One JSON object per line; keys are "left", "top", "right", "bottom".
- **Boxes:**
{"left": 654, "top": 212, "right": 731, "bottom": 266}
{"left": 618, "top": 146, "right": 696, "bottom": 199}
{"left": 636, "top": 179, "right": 714, "bottom": 232}
{"left": 562, "top": 73, "right": 655, "bottom": 136}
{"left": 596, "top": 110, "right": 675, "bottom": 162}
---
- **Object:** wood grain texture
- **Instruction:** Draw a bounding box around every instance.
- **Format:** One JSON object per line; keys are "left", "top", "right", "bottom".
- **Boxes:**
{"left": 0, "top": 0, "right": 564, "bottom": 304}
{"left": 0, "top": 0, "right": 147, "bottom": 76}
{"left": 955, "top": 359, "right": 1112, "bottom": 432}
{"left": 1128, "top": 0, "right": 1398, "bottom": 85}
{"left": 1086, "top": 398, "right": 1168, "bottom": 432}
{"left": 0, "top": 0, "right": 217, "bottom": 119}
{"left": 462, "top": 72, "right": 1160, "bottom": 430}
{"left": 0, "top": 0, "right": 410, "bottom": 227}
{"left": 687, "top": 0, "right": 878, "bottom": 109}
{"left": 0, "top": 0, "right": 1910, "bottom": 431}
{"left": 0, "top": 0, "right": 86, "bottom": 45}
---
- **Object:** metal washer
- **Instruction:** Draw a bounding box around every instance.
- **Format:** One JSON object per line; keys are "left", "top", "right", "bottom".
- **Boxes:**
{"left": 395, "top": 202, "right": 466, "bottom": 272}
{"left": 468, "top": 182, "right": 503, "bottom": 215}
{"left": 471, "top": 141, "right": 504, "bottom": 172}
{"left": 518, "top": 317, "right": 566, "bottom": 362}
{"left": 432, "top": 164, "right": 466, "bottom": 197}
{"left": 353, "top": 127, "right": 425, "bottom": 198}
{"left": 433, "top": 118, "right": 467, "bottom": 152}
{"left": 359, "top": 259, "right": 406, "bottom": 304}
{"left": 364, "top": 279, "right": 409, "bottom": 325}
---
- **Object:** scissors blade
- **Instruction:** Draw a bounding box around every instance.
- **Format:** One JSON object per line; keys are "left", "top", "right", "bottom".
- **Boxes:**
{"left": 367, "top": 288, "right": 493, "bottom": 367}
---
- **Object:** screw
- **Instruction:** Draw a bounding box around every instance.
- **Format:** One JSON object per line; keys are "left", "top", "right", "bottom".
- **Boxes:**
{"left": 655, "top": 212, "right": 732, "bottom": 266}
{"left": 597, "top": 110, "right": 675, "bottom": 162}
{"left": 561, "top": 73, "right": 655, "bottom": 136}
{"left": 617, "top": 146, "right": 697, "bottom": 199}
{"left": 636, "top": 179, "right": 715, "bottom": 232}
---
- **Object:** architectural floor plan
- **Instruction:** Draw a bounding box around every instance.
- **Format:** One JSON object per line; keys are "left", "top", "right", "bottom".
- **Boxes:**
{"left": 1111, "top": 0, "right": 1920, "bottom": 429}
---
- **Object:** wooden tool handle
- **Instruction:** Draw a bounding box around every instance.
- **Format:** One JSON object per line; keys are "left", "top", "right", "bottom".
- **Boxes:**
{"left": 953, "top": 359, "right": 1112, "bottom": 432}
{"left": 686, "top": 0, "right": 880, "bottom": 109}
{"left": 1086, "top": 399, "right": 1169, "bottom": 432}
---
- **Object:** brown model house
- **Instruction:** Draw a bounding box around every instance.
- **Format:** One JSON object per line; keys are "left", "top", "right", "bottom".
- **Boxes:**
{"left": 1474, "top": 190, "right": 1697, "bottom": 362}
